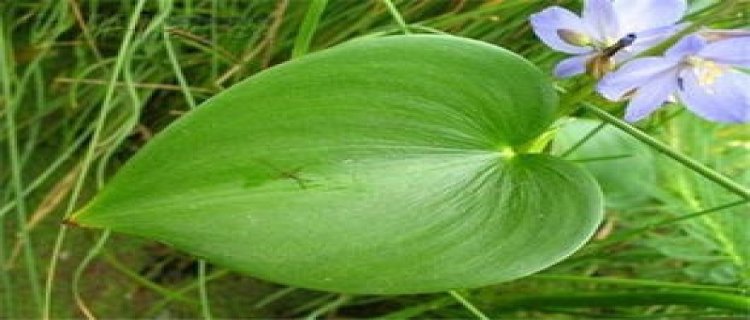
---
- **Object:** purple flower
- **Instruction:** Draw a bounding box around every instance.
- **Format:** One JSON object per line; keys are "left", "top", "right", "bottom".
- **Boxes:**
{"left": 597, "top": 34, "right": 750, "bottom": 123}
{"left": 530, "top": 0, "right": 687, "bottom": 78}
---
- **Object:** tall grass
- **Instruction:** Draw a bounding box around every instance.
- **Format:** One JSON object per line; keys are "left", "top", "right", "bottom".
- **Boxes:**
{"left": 1, "top": 0, "right": 748, "bottom": 318}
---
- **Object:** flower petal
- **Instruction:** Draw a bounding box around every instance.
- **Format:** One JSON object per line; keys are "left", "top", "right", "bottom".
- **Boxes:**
{"left": 530, "top": 7, "right": 593, "bottom": 54}
{"left": 555, "top": 54, "right": 593, "bottom": 78}
{"left": 597, "top": 57, "right": 678, "bottom": 100}
{"left": 613, "top": 0, "right": 687, "bottom": 32}
{"left": 614, "top": 24, "right": 687, "bottom": 61}
{"left": 677, "top": 69, "right": 750, "bottom": 123}
{"left": 623, "top": 69, "right": 679, "bottom": 122}
{"left": 698, "top": 37, "right": 750, "bottom": 68}
{"left": 582, "top": 0, "right": 620, "bottom": 44}
{"left": 666, "top": 34, "right": 707, "bottom": 59}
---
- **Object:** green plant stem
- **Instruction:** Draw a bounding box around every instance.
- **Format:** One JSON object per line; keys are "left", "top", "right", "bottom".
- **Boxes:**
{"left": 531, "top": 274, "right": 744, "bottom": 293}
{"left": 72, "top": 230, "right": 111, "bottom": 319}
{"left": 448, "top": 290, "right": 489, "bottom": 320}
{"left": 0, "top": 16, "right": 44, "bottom": 317}
{"left": 304, "top": 294, "right": 350, "bottom": 320}
{"left": 292, "top": 0, "right": 328, "bottom": 59}
{"left": 198, "top": 260, "right": 213, "bottom": 320}
{"left": 423, "top": 0, "right": 532, "bottom": 28}
{"left": 0, "top": 203, "right": 12, "bottom": 319}
{"left": 571, "top": 154, "right": 633, "bottom": 163}
{"left": 19, "top": 68, "right": 44, "bottom": 165}
{"left": 0, "top": 12, "right": 16, "bottom": 318}
{"left": 163, "top": 13, "right": 214, "bottom": 317}
{"left": 0, "top": 127, "right": 89, "bottom": 219}
{"left": 582, "top": 103, "right": 750, "bottom": 200}
{"left": 381, "top": 0, "right": 410, "bottom": 34}
{"left": 42, "top": 1, "right": 148, "bottom": 318}
{"left": 290, "top": 293, "right": 337, "bottom": 315}
{"left": 143, "top": 269, "right": 229, "bottom": 317}
{"left": 101, "top": 252, "right": 197, "bottom": 305}
{"left": 560, "top": 121, "right": 607, "bottom": 158}
{"left": 210, "top": 0, "right": 218, "bottom": 79}
{"left": 163, "top": 28, "right": 196, "bottom": 109}
{"left": 491, "top": 291, "right": 750, "bottom": 313}
{"left": 253, "top": 287, "right": 297, "bottom": 309}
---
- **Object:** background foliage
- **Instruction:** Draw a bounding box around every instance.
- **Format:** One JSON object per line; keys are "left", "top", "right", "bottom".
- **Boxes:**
{"left": 1, "top": 0, "right": 748, "bottom": 318}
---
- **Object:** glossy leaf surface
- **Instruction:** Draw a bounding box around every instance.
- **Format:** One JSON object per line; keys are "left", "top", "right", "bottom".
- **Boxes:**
{"left": 73, "top": 35, "right": 603, "bottom": 294}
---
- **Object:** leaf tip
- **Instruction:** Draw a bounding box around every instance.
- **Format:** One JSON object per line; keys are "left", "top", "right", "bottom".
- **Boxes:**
{"left": 61, "top": 218, "right": 81, "bottom": 228}
{"left": 63, "top": 207, "right": 96, "bottom": 228}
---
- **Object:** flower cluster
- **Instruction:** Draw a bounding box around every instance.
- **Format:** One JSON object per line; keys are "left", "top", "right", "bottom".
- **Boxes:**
{"left": 530, "top": 0, "right": 749, "bottom": 123}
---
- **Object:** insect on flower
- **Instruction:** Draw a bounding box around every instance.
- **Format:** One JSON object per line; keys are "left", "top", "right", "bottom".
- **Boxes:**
{"left": 587, "top": 33, "right": 637, "bottom": 78}
{"left": 530, "top": 0, "right": 688, "bottom": 78}
{"left": 597, "top": 33, "right": 750, "bottom": 123}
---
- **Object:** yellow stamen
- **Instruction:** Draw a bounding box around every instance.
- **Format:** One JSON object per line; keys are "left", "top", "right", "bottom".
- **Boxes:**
{"left": 604, "top": 36, "right": 617, "bottom": 47}
{"left": 687, "top": 56, "right": 728, "bottom": 90}
{"left": 557, "top": 29, "right": 592, "bottom": 46}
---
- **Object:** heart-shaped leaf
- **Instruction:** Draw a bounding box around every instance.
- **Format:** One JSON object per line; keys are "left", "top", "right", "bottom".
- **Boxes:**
{"left": 72, "top": 35, "right": 603, "bottom": 294}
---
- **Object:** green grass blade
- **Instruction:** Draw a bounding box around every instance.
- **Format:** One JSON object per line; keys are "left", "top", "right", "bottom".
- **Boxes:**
{"left": 292, "top": 0, "right": 328, "bottom": 59}
{"left": 448, "top": 290, "right": 490, "bottom": 320}
{"left": 42, "top": 0, "right": 149, "bottom": 318}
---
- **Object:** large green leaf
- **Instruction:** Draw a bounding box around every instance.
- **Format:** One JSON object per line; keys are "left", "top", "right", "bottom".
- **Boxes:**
{"left": 72, "top": 35, "right": 603, "bottom": 294}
